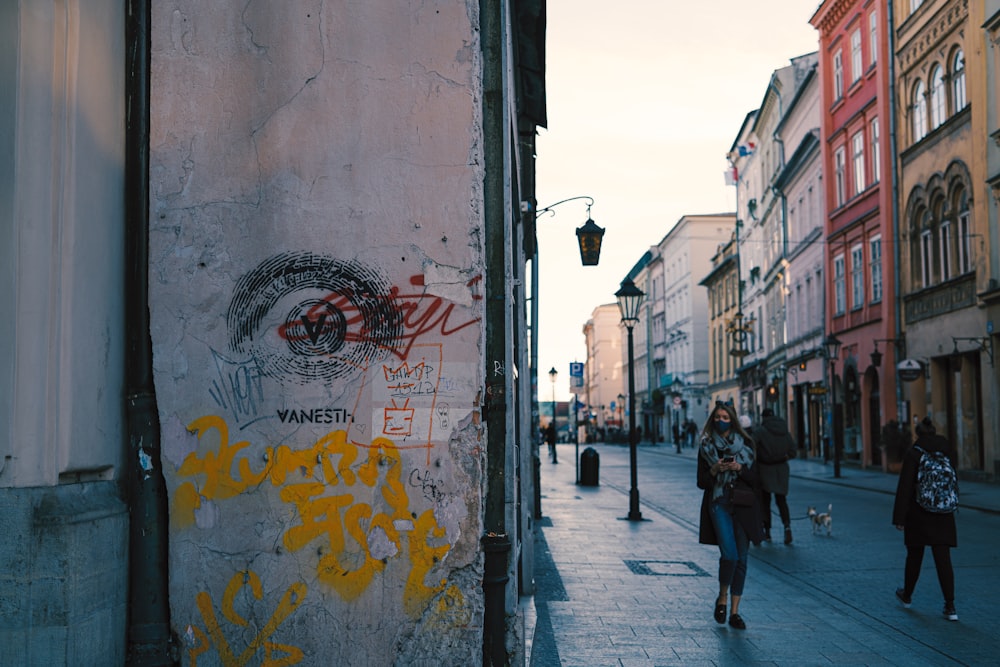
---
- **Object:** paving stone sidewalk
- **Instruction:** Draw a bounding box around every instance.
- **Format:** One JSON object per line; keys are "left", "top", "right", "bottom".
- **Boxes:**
{"left": 526, "top": 443, "right": 998, "bottom": 667}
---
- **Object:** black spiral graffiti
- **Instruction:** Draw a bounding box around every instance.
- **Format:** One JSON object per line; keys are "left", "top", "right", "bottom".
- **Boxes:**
{"left": 227, "top": 252, "right": 403, "bottom": 385}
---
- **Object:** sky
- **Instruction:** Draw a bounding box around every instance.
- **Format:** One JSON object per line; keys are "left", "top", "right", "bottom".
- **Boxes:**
{"left": 534, "top": 1, "right": 822, "bottom": 402}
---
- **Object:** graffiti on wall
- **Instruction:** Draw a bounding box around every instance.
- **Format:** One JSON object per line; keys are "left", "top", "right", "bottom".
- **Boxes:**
{"left": 186, "top": 570, "right": 306, "bottom": 667}
{"left": 173, "top": 415, "right": 455, "bottom": 615}
{"left": 226, "top": 252, "right": 481, "bottom": 387}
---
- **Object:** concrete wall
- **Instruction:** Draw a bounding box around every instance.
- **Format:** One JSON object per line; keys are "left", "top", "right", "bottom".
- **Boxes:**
{"left": 149, "top": 2, "right": 487, "bottom": 664}
{"left": 1, "top": 2, "right": 128, "bottom": 664}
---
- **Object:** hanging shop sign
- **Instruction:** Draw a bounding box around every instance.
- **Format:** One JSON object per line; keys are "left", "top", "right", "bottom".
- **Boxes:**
{"left": 896, "top": 359, "right": 924, "bottom": 382}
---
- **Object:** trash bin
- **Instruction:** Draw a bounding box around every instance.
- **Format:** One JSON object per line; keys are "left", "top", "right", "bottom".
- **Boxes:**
{"left": 579, "top": 447, "right": 599, "bottom": 486}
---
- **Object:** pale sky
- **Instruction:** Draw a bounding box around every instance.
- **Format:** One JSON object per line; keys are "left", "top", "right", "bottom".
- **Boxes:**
{"left": 534, "top": 1, "right": 822, "bottom": 402}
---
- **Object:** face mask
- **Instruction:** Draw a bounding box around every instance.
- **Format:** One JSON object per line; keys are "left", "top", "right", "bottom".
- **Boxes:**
{"left": 714, "top": 421, "right": 731, "bottom": 434}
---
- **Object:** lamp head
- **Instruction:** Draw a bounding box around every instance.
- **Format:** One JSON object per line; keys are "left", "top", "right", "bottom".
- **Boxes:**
{"left": 575, "top": 218, "right": 605, "bottom": 266}
{"left": 615, "top": 278, "right": 645, "bottom": 325}
{"left": 823, "top": 333, "right": 842, "bottom": 361}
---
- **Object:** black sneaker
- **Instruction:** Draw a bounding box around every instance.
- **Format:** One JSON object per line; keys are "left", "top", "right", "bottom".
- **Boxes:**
{"left": 895, "top": 588, "right": 912, "bottom": 608}
{"left": 943, "top": 603, "right": 958, "bottom": 621}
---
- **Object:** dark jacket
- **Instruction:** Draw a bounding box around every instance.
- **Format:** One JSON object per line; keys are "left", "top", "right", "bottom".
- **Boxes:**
{"left": 891, "top": 433, "right": 957, "bottom": 547}
{"left": 697, "top": 451, "right": 765, "bottom": 546}
{"left": 754, "top": 415, "right": 796, "bottom": 495}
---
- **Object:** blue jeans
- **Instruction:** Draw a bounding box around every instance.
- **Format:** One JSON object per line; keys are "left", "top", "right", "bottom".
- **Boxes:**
{"left": 710, "top": 499, "right": 750, "bottom": 596}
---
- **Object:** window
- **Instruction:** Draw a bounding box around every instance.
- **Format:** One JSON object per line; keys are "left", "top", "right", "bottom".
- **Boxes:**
{"left": 834, "top": 147, "right": 846, "bottom": 207}
{"left": 869, "top": 11, "right": 878, "bottom": 65}
{"left": 910, "top": 0, "right": 924, "bottom": 13}
{"left": 870, "top": 235, "right": 882, "bottom": 303}
{"left": 957, "top": 193, "right": 971, "bottom": 274}
{"left": 921, "top": 229, "right": 933, "bottom": 287}
{"left": 834, "top": 50, "right": 843, "bottom": 99}
{"left": 851, "top": 244, "right": 864, "bottom": 309}
{"left": 930, "top": 65, "right": 946, "bottom": 129}
{"left": 912, "top": 81, "right": 927, "bottom": 142}
{"left": 870, "top": 118, "right": 880, "bottom": 183}
{"left": 952, "top": 50, "right": 966, "bottom": 111}
{"left": 834, "top": 254, "right": 846, "bottom": 314}
{"left": 852, "top": 131, "right": 866, "bottom": 195}
{"left": 851, "top": 29, "right": 863, "bottom": 83}
{"left": 940, "top": 221, "right": 951, "bottom": 281}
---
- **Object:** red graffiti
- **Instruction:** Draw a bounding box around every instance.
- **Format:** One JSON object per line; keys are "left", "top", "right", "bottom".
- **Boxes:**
{"left": 277, "top": 275, "right": 482, "bottom": 361}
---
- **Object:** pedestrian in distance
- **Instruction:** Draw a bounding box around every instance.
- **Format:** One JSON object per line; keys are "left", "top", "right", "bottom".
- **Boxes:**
{"left": 545, "top": 421, "right": 558, "bottom": 464}
{"left": 892, "top": 416, "right": 959, "bottom": 620}
{"left": 685, "top": 419, "right": 698, "bottom": 448}
{"left": 754, "top": 408, "right": 797, "bottom": 544}
{"left": 697, "top": 401, "right": 764, "bottom": 630}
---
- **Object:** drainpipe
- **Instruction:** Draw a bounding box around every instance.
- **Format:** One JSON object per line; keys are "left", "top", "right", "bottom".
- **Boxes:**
{"left": 886, "top": 0, "right": 904, "bottom": 415}
{"left": 480, "top": 0, "right": 510, "bottom": 664}
{"left": 125, "top": 1, "right": 175, "bottom": 664}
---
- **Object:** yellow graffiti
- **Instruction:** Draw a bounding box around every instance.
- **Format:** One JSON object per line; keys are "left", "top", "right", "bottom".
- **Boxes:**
{"left": 188, "top": 570, "right": 306, "bottom": 667}
{"left": 175, "top": 415, "right": 452, "bottom": 616}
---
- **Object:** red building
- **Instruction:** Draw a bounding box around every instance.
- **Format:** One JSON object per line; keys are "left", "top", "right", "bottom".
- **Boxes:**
{"left": 811, "top": 0, "right": 899, "bottom": 468}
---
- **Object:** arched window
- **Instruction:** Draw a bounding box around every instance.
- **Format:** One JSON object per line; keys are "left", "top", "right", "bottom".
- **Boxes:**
{"left": 912, "top": 81, "right": 927, "bottom": 142}
{"left": 911, "top": 207, "right": 931, "bottom": 288}
{"left": 952, "top": 49, "right": 966, "bottom": 111}
{"left": 955, "top": 189, "right": 971, "bottom": 275}
{"left": 930, "top": 65, "right": 945, "bottom": 128}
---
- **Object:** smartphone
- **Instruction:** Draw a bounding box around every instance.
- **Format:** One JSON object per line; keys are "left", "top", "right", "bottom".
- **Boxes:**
{"left": 722, "top": 456, "right": 734, "bottom": 463}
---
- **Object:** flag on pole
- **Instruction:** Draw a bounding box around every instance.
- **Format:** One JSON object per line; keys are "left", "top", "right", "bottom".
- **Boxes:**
{"left": 724, "top": 165, "right": 738, "bottom": 186}
{"left": 737, "top": 142, "right": 756, "bottom": 157}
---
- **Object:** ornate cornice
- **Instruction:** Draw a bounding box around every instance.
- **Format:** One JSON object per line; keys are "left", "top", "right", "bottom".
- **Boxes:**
{"left": 898, "top": 0, "right": 968, "bottom": 74}
{"left": 811, "top": 0, "right": 855, "bottom": 36}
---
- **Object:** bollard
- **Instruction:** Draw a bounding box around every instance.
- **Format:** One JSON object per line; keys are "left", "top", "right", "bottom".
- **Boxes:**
{"left": 579, "top": 447, "right": 599, "bottom": 486}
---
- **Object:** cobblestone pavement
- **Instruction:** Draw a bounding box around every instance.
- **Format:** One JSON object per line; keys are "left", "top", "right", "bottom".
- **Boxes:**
{"left": 526, "top": 441, "right": 1000, "bottom": 667}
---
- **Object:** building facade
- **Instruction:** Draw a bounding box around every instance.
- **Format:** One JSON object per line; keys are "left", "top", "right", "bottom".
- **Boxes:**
{"left": 894, "top": 0, "right": 999, "bottom": 477}
{"left": 636, "top": 215, "right": 736, "bottom": 440}
{"left": 702, "top": 236, "right": 743, "bottom": 409}
{"left": 812, "top": 0, "right": 898, "bottom": 468}
{"left": 772, "top": 56, "right": 827, "bottom": 457}
{"left": 582, "top": 303, "right": 626, "bottom": 434}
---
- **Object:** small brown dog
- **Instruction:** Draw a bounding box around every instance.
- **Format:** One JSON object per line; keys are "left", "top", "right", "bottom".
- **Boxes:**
{"left": 807, "top": 504, "right": 833, "bottom": 536}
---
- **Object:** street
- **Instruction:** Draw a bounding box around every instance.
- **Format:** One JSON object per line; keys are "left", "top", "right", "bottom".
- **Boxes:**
{"left": 530, "top": 442, "right": 1000, "bottom": 666}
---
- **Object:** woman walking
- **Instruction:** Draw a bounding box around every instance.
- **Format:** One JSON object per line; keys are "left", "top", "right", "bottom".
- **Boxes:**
{"left": 697, "top": 402, "right": 764, "bottom": 629}
{"left": 892, "top": 416, "right": 959, "bottom": 620}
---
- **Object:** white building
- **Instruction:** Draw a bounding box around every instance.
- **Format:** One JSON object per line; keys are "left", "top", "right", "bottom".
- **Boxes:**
{"left": 772, "top": 57, "right": 827, "bottom": 456}
{"left": 635, "top": 216, "right": 735, "bottom": 441}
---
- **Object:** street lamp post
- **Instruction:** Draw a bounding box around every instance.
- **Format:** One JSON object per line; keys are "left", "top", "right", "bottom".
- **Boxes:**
{"left": 823, "top": 333, "right": 843, "bottom": 478}
{"left": 548, "top": 367, "right": 558, "bottom": 464}
{"left": 616, "top": 278, "right": 645, "bottom": 521}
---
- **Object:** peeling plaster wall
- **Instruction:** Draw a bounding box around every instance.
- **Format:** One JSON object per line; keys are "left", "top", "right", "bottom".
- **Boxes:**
{"left": 149, "top": 2, "right": 486, "bottom": 664}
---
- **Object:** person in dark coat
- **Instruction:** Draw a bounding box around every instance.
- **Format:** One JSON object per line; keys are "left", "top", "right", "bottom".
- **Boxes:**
{"left": 892, "top": 416, "right": 958, "bottom": 620}
{"left": 754, "top": 408, "right": 797, "bottom": 544}
{"left": 545, "top": 421, "right": 557, "bottom": 463}
{"left": 697, "top": 402, "right": 764, "bottom": 630}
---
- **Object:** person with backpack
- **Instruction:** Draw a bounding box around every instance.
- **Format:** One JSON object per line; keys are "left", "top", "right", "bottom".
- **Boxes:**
{"left": 892, "top": 416, "right": 959, "bottom": 621}
{"left": 753, "top": 409, "right": 797, "bottom": 544}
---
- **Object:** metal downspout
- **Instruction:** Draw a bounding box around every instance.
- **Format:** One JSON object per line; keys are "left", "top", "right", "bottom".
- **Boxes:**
{"left": 886, "top": 0, "right": 905, "bottom": 410}
{"left": 125, "top": 0, "right": 175, "bottom": 664}
{"left": 481, "top": 0, "right": 510, "bottom": 664}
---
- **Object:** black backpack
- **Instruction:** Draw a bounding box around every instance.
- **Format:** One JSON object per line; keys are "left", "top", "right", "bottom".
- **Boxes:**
{"left": 913, "top": 446, "right": 958, "bottom": 513}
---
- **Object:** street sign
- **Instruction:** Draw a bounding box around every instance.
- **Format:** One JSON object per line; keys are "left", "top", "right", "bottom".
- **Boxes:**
{"left": 569, "top": 362, "right": 584, "bottom": 377}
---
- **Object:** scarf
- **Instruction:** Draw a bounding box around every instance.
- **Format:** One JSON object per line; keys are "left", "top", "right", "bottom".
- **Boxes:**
{"left": 699, "top": 431, "right": 755, "bottom": 500}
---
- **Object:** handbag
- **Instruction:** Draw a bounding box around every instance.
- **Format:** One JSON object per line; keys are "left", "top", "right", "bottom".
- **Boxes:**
{"left": 727, "top": 481, "right": 756, "bottom": 507}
